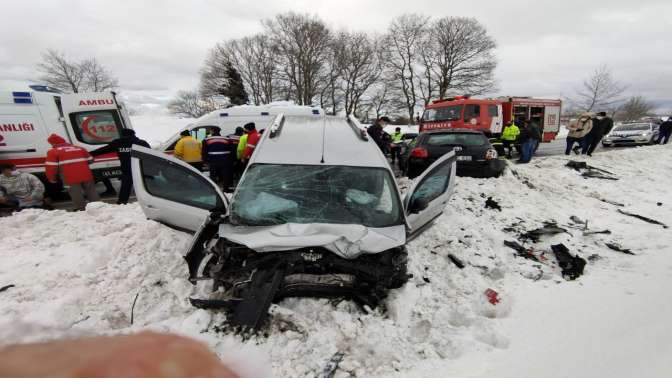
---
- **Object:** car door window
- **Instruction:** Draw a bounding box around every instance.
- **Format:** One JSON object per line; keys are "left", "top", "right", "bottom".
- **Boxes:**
{"left": 140, "top": 155, "right": 223, "bottom": 210}
{"left": 488, "top": 105, "right": 498, "bottom": 117}
{"left": 410, "top": 162, "right": 451, "bottom": 205}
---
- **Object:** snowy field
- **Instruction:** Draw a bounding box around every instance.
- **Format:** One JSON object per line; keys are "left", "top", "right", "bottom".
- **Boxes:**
{"left": 1, "top": 145, "right": 671, "bottom": 377}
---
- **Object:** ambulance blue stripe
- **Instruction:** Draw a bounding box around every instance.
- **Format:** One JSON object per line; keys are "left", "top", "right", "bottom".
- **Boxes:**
{"left": 14, "top": 98, "right": 33, "bottom": 104}
{"left": 12, "top": 91, "right": 31, "bottom": 97}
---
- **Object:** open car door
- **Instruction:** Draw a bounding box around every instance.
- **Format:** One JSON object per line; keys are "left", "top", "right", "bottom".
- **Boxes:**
{"left": 403, "top": 151, "right": 457, "bottom": 239}
{"left": 131, "top": 145, "right": 228, "bottom": 232}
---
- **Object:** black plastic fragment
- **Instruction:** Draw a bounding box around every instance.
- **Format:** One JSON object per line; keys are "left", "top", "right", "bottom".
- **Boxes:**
{"left": 551, "top": 244, "right": 586, "bottom": 280}
{"left": 617, "top": 209, "right": 668, "bottom": 229}
{"left": 503, "top": 240, "right": 539, "bottom": 262}
{"left": 605, "top": 243, "right": 635, "bottom": 255}
{"left": 447, "top": 254, "right": 465, "bottom": 269}
{"left": 521, "top": 222, "right": 569, "bottom": 242}
{"left": 189, "top": 298, "right": 242, "bottom": 310}
{"left": 485, "top": 197, "right": 502, "bottom": 211}
{"left": 231, "top": 266, "right": 286, "bottom": 331}
{"left": 0, "top": 284, "right": 14, "bottom": 293}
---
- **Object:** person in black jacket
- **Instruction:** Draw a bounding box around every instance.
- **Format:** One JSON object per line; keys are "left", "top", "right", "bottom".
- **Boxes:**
{"left": 202, "top": 129, "right": 236, "bottom": 191}
{"left": 367, "top": 116, "right": 391, "bottom": 152}
{"left": 90, "top": 129, "right": 150, "bottom": 204}
{"left": 586, "top": 112, "right": 613, "bottom": 156}
{"left": 657, "top": 116, "right": 672, "bottom": 144}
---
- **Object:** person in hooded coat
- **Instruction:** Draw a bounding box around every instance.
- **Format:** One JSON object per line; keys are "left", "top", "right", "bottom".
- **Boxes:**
{"left": 565, "top": 113, "right": 594, "bottom": 155}
{"left": 90, "top": 129, "right": 151, "bottom": 204}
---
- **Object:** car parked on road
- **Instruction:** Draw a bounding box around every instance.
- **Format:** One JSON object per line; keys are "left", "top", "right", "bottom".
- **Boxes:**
{"left": 400, "top": 129, "right": 505, "bottom": 179}
{"left": 130, "top": 114, "right": 457, "bottom": 330}
{"left": 602, "top": 122, "right": 660, "bottom": 147}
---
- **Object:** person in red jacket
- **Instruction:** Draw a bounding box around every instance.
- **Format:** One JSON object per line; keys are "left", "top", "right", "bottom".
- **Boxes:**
{"left": 45, "top": 134, "right": 100, "bottom": 210}
{"left": 241, "top": 122, "right": 260, "bottom": 162}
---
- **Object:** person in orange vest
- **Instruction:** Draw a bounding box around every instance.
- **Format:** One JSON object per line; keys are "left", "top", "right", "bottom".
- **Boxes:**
{"left": 241, "top": 122, "right": 260, "bottom": 162}
{"left": 45, "top": 134, "right": 100, "bottom": 210}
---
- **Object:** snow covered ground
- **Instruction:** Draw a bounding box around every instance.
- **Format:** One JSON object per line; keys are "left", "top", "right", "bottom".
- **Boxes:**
{"left": 130, "top": 112, "right": 192, "bottom": 147}
{"left": 1, "top": 145, "right": 671, "bottom": 377}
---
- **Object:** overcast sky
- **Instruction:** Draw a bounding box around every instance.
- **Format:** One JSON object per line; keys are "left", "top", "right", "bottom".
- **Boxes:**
{"left": 2, "top": 0, "right": 671, "bottom": 112}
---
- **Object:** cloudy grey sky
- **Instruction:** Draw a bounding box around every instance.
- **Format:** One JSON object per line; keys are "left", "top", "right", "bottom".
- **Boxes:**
{"left": 1, "top": 0, "right": 671, "bottom": 112}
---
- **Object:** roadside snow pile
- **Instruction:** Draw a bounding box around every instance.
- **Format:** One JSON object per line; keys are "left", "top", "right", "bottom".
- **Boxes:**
{"left": 1, "top": 146, "right": 671, "bottom": 377}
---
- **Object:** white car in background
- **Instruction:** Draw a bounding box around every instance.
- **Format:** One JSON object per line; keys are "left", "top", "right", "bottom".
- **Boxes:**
{"left": 130, "top": 114, "right": 457, "bottom": 330}
{"left": 602, "top": 122, "right": 660, "bottom": 147}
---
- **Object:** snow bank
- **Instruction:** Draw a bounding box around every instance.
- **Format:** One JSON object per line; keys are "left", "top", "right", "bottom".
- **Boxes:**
{"left": 1, "top": 146, "right": 672, "bottom": 377}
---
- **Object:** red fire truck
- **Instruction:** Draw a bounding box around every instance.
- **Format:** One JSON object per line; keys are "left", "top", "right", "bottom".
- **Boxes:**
{"left": 420, "top": 95, "right": 562, "bottom": 142}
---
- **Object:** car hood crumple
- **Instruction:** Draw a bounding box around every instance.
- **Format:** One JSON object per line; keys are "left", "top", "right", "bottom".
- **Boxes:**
{"left": 218, "top": 223, "right": 407, "bottom": 259}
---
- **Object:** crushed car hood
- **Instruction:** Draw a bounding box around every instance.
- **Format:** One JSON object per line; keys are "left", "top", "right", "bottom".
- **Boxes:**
{"left": 218, "top": 223, "right": 406, "bottom": 259}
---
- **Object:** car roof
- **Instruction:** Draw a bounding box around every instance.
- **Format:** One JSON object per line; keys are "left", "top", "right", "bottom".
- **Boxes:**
{"left": 251, "top": 115, "right": 389, "bottom": 168}
{"left": 422, "top": 128, "right": 486, "bottom": 135}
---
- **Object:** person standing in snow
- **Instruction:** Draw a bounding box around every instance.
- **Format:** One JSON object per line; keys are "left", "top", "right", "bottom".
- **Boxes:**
{"left": 657, "top": 116, "right": 672, "bottom": 144}
{"left": 585, "top": 112, "right": 612, "bottom": 156}
{"left": 389, "top": 127, "right": 404, "bottom": 164}
{"left": 501, "top": 121, "right": 520, "bottom": 158}
{"left": 174, "top": 130, "right": 203, "bottom": 171}
{"left": 0, "top": 163, "right": 45, "bottom": 209}
{"left": 367, "top": 116, "right": 390, "bottom": 152}
{"left": 90, "top": 129, "right": 151, "bottom": 205}
{"left": 565, "top": 114, "right": 593, "bottom": 155}
{"left": 202, "top": 129, "right": 236, "bottom": 191}
{"left": 241, "top": 122, "right": 260, "bottom": 163}
{"left": 517, "top": 120, "right": 538, "bottom": 164}
{"left": 45, "top": 134, "right": 100, "bottom": 211}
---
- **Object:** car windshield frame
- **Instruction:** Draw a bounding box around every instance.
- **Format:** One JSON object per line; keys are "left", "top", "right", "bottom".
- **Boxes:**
{"left": 230, "top": 163, "right": 404, "bottom": 228}
{"left": 614, "top": 124, "right": 650, "bottom": 131}
{"left": 425, "top": 132, "right": 488, "bottom": 147}
{"left": 423, "top": 105, "right": 463, "bottom": 122}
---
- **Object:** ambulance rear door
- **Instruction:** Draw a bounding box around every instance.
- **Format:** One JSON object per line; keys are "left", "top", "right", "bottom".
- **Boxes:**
{"left": 60, "top": 92, "right": 129, "bottom": 177}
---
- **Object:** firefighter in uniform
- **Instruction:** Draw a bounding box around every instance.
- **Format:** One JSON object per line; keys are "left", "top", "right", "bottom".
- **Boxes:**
{"left": 202, "top": 129, "right": 235, "bottom": 191}
{"left": 90, "top": 129, "right": 150, "bottom": 204}
{"left": 175, "top": 130, "right": 203, "bottom": 170}
{"left": 45, "top": 134, "right": 100, "bottom": 210}
{"left": 241, "top": 123, "right": 260, "bottom": 163}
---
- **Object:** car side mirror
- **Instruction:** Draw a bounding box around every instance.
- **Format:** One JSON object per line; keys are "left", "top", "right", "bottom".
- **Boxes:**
{"left": 409, "top": 197, "right": 429, "bottom": 214}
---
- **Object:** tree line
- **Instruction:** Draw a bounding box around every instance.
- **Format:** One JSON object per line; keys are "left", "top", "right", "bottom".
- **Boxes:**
{"left": 171, "top": 12, "right": 499, "bottom": 121}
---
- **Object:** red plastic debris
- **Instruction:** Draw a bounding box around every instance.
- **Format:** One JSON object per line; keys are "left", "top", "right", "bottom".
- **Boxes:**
{"left": 484, "top": 288, "right": 500, "bottom": 305}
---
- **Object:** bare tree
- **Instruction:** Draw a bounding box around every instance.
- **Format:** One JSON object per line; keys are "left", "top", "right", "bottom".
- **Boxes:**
{"left": 334, "top": 32, "right": 382, "bottom": 115}
{"left": 385, "top": 14, "right": 428, "bottom": 121}
{"left": 264, "top": 12, "right": 332, "bottom": 105}
{"left": 362, "top": 81, "right": 395, "bottom": 121}
{"left": 37, "top": 50, "right": 85, "bottom": 93}
{"left": 37, "top": 49, "right": 118, "bottom": 93}
{"left": 80, "top": 58, "right": 119, "bottom": 92}
{"left": 167, "top": 90, "right": 215, "bottom": 118}
{"left": 428, "top": 17, "right": 497, "bottom": 99}
{"left": 616, "top": 96, "right": 654, "bottom": 121}
{"left": 574, "top": 65, "right": 627, "bottom": 112}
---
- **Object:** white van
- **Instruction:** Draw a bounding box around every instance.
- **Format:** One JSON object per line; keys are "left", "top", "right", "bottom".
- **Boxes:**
{"left": 0, "top": 88, "right": 133, "bottom": 180}
{"left": 157, "top": 104, "right": 322, "bottom": 154}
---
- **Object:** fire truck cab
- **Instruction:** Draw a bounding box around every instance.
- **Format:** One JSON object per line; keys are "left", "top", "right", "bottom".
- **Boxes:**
{"left": 420, "top": 95, "right": 562, "bottom": 142}
{"left": 0, "top": 87, "right": 133, "bottom": 181}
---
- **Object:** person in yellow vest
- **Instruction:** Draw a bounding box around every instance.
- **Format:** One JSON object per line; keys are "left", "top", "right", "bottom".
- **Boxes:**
{"left": 501, "top": 121, "right": 520, "bottom": 158}
{"left": 389, "top": 127, "right": 404, "bottom": 164}
{"left": 175, "top": 130, "right": 203, "bottom": 171}
{"left": 237, "top": 132, "right": 248, "bottom": 160}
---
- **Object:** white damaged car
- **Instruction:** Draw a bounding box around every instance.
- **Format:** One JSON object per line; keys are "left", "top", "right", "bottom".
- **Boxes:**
{"left": 131, "top": 114, "right": 456, "bottom": 330}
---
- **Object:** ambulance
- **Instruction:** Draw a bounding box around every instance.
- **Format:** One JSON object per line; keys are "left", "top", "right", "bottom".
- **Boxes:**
{"left": 0, "top": 87, "right": 132, "bottom": 182}
{"left": 420, "top": 95, "right": 562, "bottom": 142}
{"left": 157, "top": 103, "right": 322, "bottom": 154}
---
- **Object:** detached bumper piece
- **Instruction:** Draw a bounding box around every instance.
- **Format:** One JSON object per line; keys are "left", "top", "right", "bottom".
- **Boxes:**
{"left": 187, "top": 238, "right": 408, "bottom": 331}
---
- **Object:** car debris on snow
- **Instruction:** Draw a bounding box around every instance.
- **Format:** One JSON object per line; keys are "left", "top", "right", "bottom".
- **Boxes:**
{"left": 617, "top": 209, "right": 668, "bottom": 229}
{"left": 605, "top": 243, "right": 635, "bottom": 255}
{"left": 521, "top": 221, "right": 570, "bottom": 242}
{"left": 503, "top": 240, "right": 540, "bottom": 262}
{"left": 566, "top": 160, "right": 619, "bottom": 180}
{"left": 447, "top": 254, "right": 465, "bottom": 269}
{"left": 322, "top": 351, "right": 345, "bottom": 378}
{"left": 551, "top": 244, "right": 586, "bottom": 280}
{"left": 0, "top": 284, "right": 15, "bottom": 293}
{"left": 485, "top": 197, "right": 502, "bottom": 211}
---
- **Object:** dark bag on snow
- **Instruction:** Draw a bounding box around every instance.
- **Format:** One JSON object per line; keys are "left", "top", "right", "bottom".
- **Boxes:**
{"left": 551, "top": 244, "right": 586, "bottom": 280}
